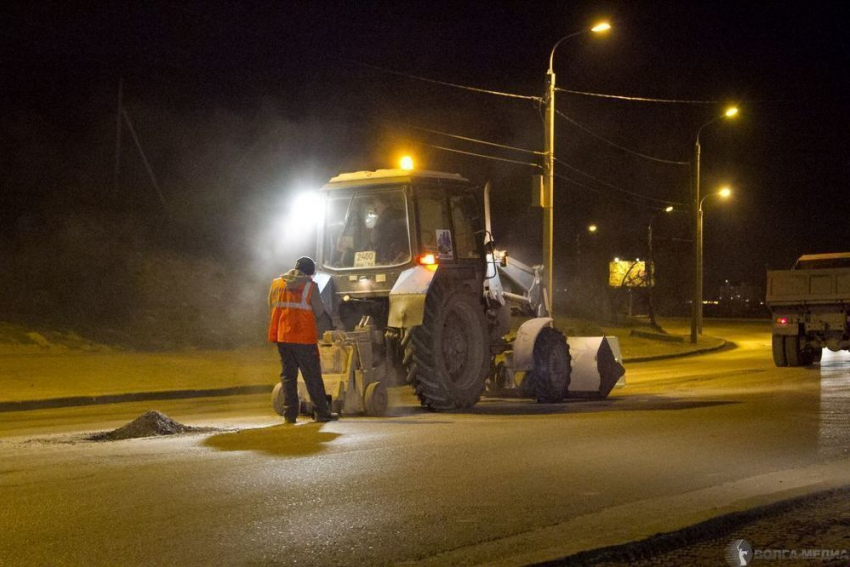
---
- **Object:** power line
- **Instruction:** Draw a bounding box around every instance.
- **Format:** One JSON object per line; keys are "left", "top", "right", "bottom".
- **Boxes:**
{"left": 397, "top": 123, "right": 544, "bottom": 156}
{"left": 410, "top": 141, "right": 542, "bottom": 168}
{"left": 553, "top": 157, "right": 685, "bottom": 207}
{"left": 555, "top": 110, "right": 689, "bottom": 165}
{"left": 557, "top": 88, "right": 722, "bottom": 105}
{"left": 341, "top": 57, "right": 542, "bottom": 102}
{"left": 553, "top": 173, "right": 657, "bottom": 210}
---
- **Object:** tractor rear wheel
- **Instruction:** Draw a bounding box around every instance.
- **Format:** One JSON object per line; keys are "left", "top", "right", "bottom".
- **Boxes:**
{"left": 772, "top": 335, "right": 788, "bottom": 367}
{"left": 525, "top": 327, "right": 571, "bottom": 403}
{"left": 404, "top": 279, "right": 490, "bottom": 410}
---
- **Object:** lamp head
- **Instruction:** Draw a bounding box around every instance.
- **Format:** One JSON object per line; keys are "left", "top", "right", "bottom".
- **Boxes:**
{"left": 719, "top": 186, "right": 732, "bottom": 198}
{"left": 724, "top": 106, "right": 739, "bottom": 118}
{"left": 591, "top": 22, "right": 611, "bottom": 33}
{"left": 664, "top": 206, "right": 674, "bottom": 213}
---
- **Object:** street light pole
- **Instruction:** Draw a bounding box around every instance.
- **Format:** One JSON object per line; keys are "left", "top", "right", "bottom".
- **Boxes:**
{"left": 694, "top": 186, "right": 732, "bottom": 341}
{"left": 543, "top": 22, "right": 610, "bottom": 318}
{"left": 690, "top": 106, "right": 738, "bottom": 343}
{"left": 544, "top": 64, "right": 556, "bottom": 316}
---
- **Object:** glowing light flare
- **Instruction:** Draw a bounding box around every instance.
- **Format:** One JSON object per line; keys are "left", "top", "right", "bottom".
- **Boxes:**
{"left": 719, "top": 187, "right": 732, "bottom": 198}
{"left": 588, "top": 224, "right": 598, "bottom": 233}
{"left": 591, "top": 22, "right": 611, "bottom": 33}
{"left": 419, "top": 253, "right": 437, "bottom": 266}
{"left": 400, "top": 156, "right": 414, "bottom": 170}
{"left": 777, "top": 317, "right": 789, "bottom": 325}
{"left": 664, "top": 206, "right": 674, "bottom": 213}
{"left": 724, "top": 106, "right": 739, "bottom": 118}
{"left": 280, "top": 190, "right": 324, "bottom": 241}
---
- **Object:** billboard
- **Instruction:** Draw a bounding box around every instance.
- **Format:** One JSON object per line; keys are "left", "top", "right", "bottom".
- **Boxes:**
{"left": 608, "top": 260, "right": 654, "bottom": 288}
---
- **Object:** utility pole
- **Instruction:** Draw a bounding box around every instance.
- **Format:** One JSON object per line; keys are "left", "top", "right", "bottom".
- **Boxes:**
{"left": 543, "top": 67, "right": 556, "bottom": 317}
{"left": 691, "top": 138, "right": 701, "bottom": 343}
{"left": 647, "top": 221, "right": 657, "bottom": 329}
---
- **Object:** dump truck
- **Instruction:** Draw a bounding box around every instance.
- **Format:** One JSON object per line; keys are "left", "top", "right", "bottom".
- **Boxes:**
{"left": 767, "top": 252, "right": 850, "bottom": 367}
{"left": 272, "top": 167, "right": 625, "bottom": 416}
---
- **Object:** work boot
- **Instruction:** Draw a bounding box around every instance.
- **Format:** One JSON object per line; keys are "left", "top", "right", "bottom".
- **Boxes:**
{"left": 314, "top": 412, "right": 339, "bottom": 423}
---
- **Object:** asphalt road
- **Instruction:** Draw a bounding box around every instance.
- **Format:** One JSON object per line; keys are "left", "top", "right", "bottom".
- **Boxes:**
{"left": 1, "top": 320, "right": 849, "bottom": 566}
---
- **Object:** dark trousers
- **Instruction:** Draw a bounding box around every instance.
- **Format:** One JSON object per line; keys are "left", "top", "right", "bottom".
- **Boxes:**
{"left": 276, "top": 342, "right": 331, "bottom": 421}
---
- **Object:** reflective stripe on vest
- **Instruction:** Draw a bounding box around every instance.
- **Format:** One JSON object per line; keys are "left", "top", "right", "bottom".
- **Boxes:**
{"left": 271, "top": 281, "right": 313, "bottom": 310}
{"left": 268, "top": 279, "right": 318, "bottom": 344}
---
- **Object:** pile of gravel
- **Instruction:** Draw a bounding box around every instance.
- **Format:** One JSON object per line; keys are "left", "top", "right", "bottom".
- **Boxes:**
{"left": 90, "top": 410, "right": 205, "bottom": 441}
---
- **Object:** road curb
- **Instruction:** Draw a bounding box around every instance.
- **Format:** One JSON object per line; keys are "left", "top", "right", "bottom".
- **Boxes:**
{"left": 0, "top": 384, "right": 273, "bottom": 413}
{"left": 538, "top": 485, "right": 850, "bottom": 566}
{"left": 623, "top": 339, "right": 727, "bottom": 363}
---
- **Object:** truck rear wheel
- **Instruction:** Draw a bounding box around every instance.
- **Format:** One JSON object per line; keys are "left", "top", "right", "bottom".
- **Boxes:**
{"left": 784, "top": 335, "right": 805, "bottom": 367}
{"left": 772, "top": 335, "right": 788, "bottom": 367}
{"left": 525, "top": 327, "right": 571, "bottom": 403}
{"left": 404, "top": 279, "right": 490, "bottom": 410}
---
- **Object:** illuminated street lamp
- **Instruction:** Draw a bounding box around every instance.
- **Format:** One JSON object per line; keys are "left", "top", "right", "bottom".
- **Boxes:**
{"left": 690, "top": 106, "right": 738, "bottom": 343}
{"left": 695, "top": 185, "right": 733, "bottom": 337}
{"left": 543, "top": 21, "right": 611, "bottom": 315}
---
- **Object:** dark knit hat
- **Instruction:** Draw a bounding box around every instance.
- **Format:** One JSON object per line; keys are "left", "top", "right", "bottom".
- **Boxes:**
{"left": 295, "top": 256, "right": 316, "bottom": 275}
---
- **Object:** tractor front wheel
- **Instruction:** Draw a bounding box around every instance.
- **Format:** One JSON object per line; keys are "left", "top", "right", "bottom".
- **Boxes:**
{"left": 404, "top": 279, "right": 490, "bottom": 410}
{"left": 525, "top": 327, "right": 571, "bottom": 403}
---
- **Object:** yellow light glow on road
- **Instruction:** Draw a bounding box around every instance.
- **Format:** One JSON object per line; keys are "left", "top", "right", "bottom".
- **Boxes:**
{"left": 591, "top": 22, "right": 611, "bottom": 33}
{"left": 400, "top": 156, "right": 414, "bottom": 170}
{"left": 719, "top": 187, "right": 732, "bottom": 198}
{"left": 724, "top": 107, "right": 739, "bottom": 118}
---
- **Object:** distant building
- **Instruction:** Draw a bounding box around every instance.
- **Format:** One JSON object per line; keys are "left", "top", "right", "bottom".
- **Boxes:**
{"left": 713, "top": 280, "right": 767, "bottom": 317}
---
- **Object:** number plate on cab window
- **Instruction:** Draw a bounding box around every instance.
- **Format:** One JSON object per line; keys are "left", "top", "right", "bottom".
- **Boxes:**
{"left": 354, "top": 251, "right": 376, "bottom": 267}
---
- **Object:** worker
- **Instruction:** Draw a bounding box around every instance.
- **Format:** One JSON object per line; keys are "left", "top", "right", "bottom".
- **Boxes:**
{"left": 268, "top": 256, "right": 339, "bottom": 423}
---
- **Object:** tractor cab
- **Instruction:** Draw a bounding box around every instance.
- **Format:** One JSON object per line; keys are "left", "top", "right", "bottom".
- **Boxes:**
{"left": 315, "top": 168, "right": 486, "bottom": 331}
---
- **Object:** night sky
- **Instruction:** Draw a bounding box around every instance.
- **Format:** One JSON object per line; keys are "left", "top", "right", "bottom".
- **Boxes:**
{"left": 3, "top": 1, "right": 850, "bottom": 311}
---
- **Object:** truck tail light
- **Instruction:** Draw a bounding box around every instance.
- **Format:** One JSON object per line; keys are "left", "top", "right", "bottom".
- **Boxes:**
{"left": 777, "top": 317, "right": 789, "bottom": 325}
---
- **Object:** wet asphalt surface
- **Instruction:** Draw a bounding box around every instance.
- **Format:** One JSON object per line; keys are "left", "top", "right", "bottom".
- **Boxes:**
{"left": 1, "top": 320, "right": 849, "bottom": 566}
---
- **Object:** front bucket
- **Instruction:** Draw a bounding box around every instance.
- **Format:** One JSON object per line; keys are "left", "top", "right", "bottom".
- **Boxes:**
{"left": 566, "top": 336, "right": 626, "bottom": 398}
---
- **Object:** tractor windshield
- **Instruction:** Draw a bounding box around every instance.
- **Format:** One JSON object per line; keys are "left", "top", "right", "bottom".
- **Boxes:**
{"left": 323, "top": 188, "right": 411, "bottom": 269}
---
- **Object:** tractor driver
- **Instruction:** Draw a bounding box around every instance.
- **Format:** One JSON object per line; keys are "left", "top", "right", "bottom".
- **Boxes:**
{"left": 367, "top": 197, "right": 408, "bottom": 264}
{"left": 268, "top": 256, "right": 339, "bottom": 423}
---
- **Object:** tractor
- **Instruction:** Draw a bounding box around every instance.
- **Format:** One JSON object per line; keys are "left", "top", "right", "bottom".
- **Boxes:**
{"left": 272, "top": 167, "right": 625, "bottom": 416}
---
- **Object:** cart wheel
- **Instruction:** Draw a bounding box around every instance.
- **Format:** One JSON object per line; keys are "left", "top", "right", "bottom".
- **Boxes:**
{"left": 364, "top": 382, "right": 388, "bottom": 416}
{"left": 271, "top": 383, "right": 285, "bottom": 416}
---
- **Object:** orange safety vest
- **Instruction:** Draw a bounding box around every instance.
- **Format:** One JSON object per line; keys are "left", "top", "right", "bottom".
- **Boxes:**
{"left": 267, "top": 278, "right": 318, "bottom": 344}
